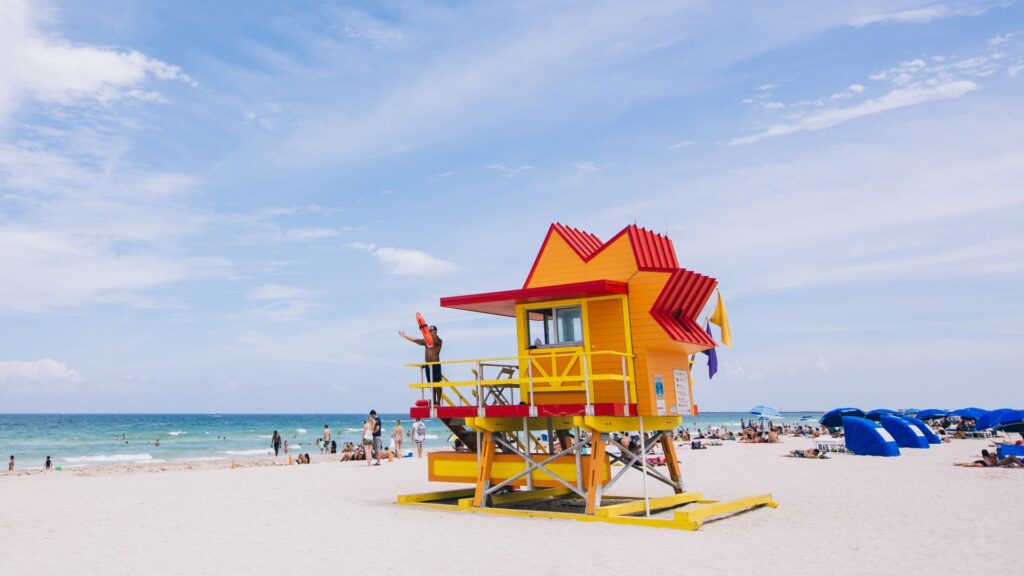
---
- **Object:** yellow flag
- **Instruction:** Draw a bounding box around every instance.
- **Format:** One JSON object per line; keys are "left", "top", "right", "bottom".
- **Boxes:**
{"left": 709, "top": 291, "right": 732, "bottom": 347}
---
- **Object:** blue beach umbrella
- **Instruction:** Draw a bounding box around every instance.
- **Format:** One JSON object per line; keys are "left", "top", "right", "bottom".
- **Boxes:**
{"left": 916, "top": 409, "right": 949, "bottom": 421}
{"left": 820, "top": 407, "right": 864, "bottom": 428}
{"left": 990, "top": 409, "right": 1024, "bottom": 435}
{"left": 749, "top": 405, "right": 781, "bottom": 419}
{"left": 865, "top": 409, "right": 897, "bottom": 421}
{"left": 951, "top": 408, "right": 986, "bottom": 421}
{"left": 977, "top": 409, "right": 1015, "bottom": 430}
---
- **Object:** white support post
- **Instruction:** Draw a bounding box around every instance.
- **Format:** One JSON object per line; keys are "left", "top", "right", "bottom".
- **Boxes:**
{"left": 476, "top": 361, "right": 484, "bottom": 418}
{"left": 573, "top": 425, "right": 583, "bottom": 491}
{"left": 524, "top": 416, "right": 533, "bottom": 491}
{"left": 639, "top": 416, "right": 651, "bottom": 518}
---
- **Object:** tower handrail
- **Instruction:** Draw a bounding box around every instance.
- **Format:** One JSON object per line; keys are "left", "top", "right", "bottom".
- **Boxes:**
{"left": 407, "top": 350, "right": 634, "bottom": 410}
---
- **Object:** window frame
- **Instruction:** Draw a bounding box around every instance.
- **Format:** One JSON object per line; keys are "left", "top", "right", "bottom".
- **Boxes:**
{"left": 526, "top": 304, "right": 584, "bottom": 349}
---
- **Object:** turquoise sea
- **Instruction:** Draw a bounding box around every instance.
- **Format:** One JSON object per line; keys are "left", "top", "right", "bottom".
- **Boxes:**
{"left": 0, "top": 412, "right": 824, "bottom": 469}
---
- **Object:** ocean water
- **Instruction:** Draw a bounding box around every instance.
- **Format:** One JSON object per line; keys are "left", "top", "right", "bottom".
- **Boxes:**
{"left": 0, "top": 412, "right": 822, "bottom": 469}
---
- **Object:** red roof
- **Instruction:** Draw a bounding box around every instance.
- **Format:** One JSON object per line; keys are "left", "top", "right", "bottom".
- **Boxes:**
{"left": 524, "top": 223, "right": 680, "bottom": 288}
{"left": 626, "top": 225, "right": 679, "bottom": 270}
{"left": 649, "top": 269, "right": 718, "bottom": 347}
{"left": 551, "top": 223, "right": 603, "bottom": 259}
{"left": 440, "top": 280, "right": 628, "bottom": 317}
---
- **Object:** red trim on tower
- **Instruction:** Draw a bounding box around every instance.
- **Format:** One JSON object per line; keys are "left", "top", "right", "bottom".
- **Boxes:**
{"left": 523, "top": 223, "right": 681, "bottom": 286}
{"left": 523, "top": 223, "right": 604, "bottom": 288}
{"left": 441, "top": 279, "right": 629, "bottom": 317}
{"left": 649, "top": 269, "right": 717, "bottom": 347}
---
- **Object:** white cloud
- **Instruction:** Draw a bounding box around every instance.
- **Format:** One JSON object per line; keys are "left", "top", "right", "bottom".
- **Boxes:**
{"left": 0, "top": 358, "right": 81, "bottom": 396}
{"left": 851, "top": 1, "right": 1010, "bottom": 27}
{"left": 0, "top": 0, "right": 195, "bottom": 126}
{"left": 730, "top": 79, "right": 977, "bottom": 144}
{"left": 728, "top": 41, "right": 1024, "bottom": 145}
{"left": 485, "top": 163, "right": 533, "bottom": 178}
{"left": 668, "top": 140, "right": 693, "bottom": 149}
{"left": 428, "top": 170, "right": 456, "bottom": 182}
{"left": 347, "top": 242, "right": 457, "bottom": 276}
{"left": 249, "top": 284, "right": 320, "bottom": 300}
{"left": 573, "top": 160, "right": 614, "bottom": 174}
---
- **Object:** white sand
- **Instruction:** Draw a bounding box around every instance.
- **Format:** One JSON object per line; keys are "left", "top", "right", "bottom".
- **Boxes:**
{"left": 1, "top": 437, "right": 1020, "bottom": 575}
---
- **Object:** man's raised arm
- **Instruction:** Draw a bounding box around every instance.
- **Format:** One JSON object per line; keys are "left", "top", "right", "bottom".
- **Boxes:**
{"left": 398, "top": 330, "right": 426, "bottom": 345}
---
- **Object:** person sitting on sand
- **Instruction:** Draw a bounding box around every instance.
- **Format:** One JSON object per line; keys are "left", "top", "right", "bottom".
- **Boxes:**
{"left": 340, "top": 442, "right": 357, "bottom": 462}
{"left": 376, "top": 446, "right": 397, "bottom": 462}
{"left": 767, "top": 428, "right": 780, "bottom": 444}
{"left": 955, "top": 449, "right": 1024, "bottom": 468}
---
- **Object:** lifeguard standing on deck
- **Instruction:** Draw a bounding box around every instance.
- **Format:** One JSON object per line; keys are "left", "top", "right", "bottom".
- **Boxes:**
{"left": 399, "top": 325, "right": 443, "bottom": 403}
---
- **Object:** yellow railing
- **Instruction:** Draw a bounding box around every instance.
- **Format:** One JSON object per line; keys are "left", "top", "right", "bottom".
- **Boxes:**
{"left": 407, "top": 350, "right": 634, "bottom": 411}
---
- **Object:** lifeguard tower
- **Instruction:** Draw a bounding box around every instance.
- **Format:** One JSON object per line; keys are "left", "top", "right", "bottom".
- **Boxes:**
{"left": 397, "top": 223, "right": 776, "bottom": 530}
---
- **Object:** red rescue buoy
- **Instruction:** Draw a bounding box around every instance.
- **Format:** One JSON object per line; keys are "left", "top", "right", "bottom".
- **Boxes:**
{"left": 416, "top": 312, "right": 434, "bottom": 347}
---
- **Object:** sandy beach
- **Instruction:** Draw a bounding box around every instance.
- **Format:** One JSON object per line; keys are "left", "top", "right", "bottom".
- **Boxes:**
{"left": 2, "top": 436, "right": 1020, "bottom": 576}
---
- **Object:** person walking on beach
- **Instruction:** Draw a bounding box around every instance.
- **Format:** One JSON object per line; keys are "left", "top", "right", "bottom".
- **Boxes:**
{"left": 361, "top": 418, "right": 374, "bottom": 466}
{"left": 8, "top": 455, "right": 13, "bottom": 471}
{"left": 271, "top": 430, "right": 282, "bottom": 457}
{"left": 44, "top": 456, "right": 52, "bottom": 470}
{"left": 399, "top": 325, "right": 443, "bottom": 404}
{"left": 412, "top": 418, "right": 426, "bottom": 458}
{"left": 323, "top": 424, "right": 332, "bottom": 454}
{"left": 392, "top": 420, "right": 405, "bottom": 457}
{"left": 283, "top": 439, "right": 289, "bottom": 454}
{"left": 370, "top": 410, "right": 382, "bottom": 465}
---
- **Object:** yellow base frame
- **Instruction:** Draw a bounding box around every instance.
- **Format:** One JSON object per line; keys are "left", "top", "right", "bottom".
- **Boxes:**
{"left": 396, "top": 488, "right": 777, "bottom": 531}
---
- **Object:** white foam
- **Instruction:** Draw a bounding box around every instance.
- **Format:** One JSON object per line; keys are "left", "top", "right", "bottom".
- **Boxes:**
{"left": 345, "top": 428, "right": 362, "bottom": 432}
{"left": 424, "top": 434, "right": 439, "bottom": 440}
{"left": 295, "top": 428, "right": 307, "bottom": 434}
{"left": 62, "top": 453, "right": 154, "bottom": 464}
{"left": 223, "top": 448, "right": 272, "bottom": 456}
{"left": 168, "top": 431, "right": 186, "bottom": 436}
{"left": 257, "top": 435, "right": 272, "bottom": 439}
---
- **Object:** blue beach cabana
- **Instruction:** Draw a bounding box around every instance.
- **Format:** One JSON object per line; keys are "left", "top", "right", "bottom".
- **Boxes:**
{"left": 842, "top": 416, "right": 900, "bottom": 457}
{"left": 902, "top": 416, "right": 941, "bottom": 444}
{"left": 880, "top": 415, "right": 929, "bottom": 449}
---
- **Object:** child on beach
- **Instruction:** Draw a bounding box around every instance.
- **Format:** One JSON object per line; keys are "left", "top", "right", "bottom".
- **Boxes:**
{"left": 8, "top": 455, "right": 13, "bottom": 471}
{"left": 44, "top": 456, "right": 52, "bottom": 469}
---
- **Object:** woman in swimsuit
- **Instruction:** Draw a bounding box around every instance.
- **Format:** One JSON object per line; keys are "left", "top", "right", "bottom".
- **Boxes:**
{"left": 362, "top": 418, "right": 374, "bottom": 466}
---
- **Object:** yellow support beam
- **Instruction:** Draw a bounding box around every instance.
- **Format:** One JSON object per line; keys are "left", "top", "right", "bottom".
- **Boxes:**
{"left": 397, "top": 492, "right": 776, "bottom": 531}
{"left": 674, "top": 494, "right": 778, "bottom": 530}
{"left": 466, "top": 416, "right": 574, "bottom": 433}
{"left": 595, "top": 492, "right": 703, "bottom": 517}
{"left": 395, "top": 488, "right": 476, "bottom": 504}
{"left": 575, "top": 415, "right": 681, "bottom": 432}
{"left": 458, "top": 487, "right": 571, "bottom": 509}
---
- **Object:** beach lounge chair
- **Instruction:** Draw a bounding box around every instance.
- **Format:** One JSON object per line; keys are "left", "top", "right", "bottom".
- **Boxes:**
{"left": 815, "top": 439, "right": 847, "bottom": 453}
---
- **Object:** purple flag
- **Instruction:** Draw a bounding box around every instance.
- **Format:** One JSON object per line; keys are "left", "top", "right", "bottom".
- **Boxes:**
{"left": 701, "top": 322, "right": 718, "bottom": 379}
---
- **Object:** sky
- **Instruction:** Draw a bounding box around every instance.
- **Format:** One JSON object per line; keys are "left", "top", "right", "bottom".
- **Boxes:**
{"left": 0, "top": 0, "right": 1022, "bottom": 413}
